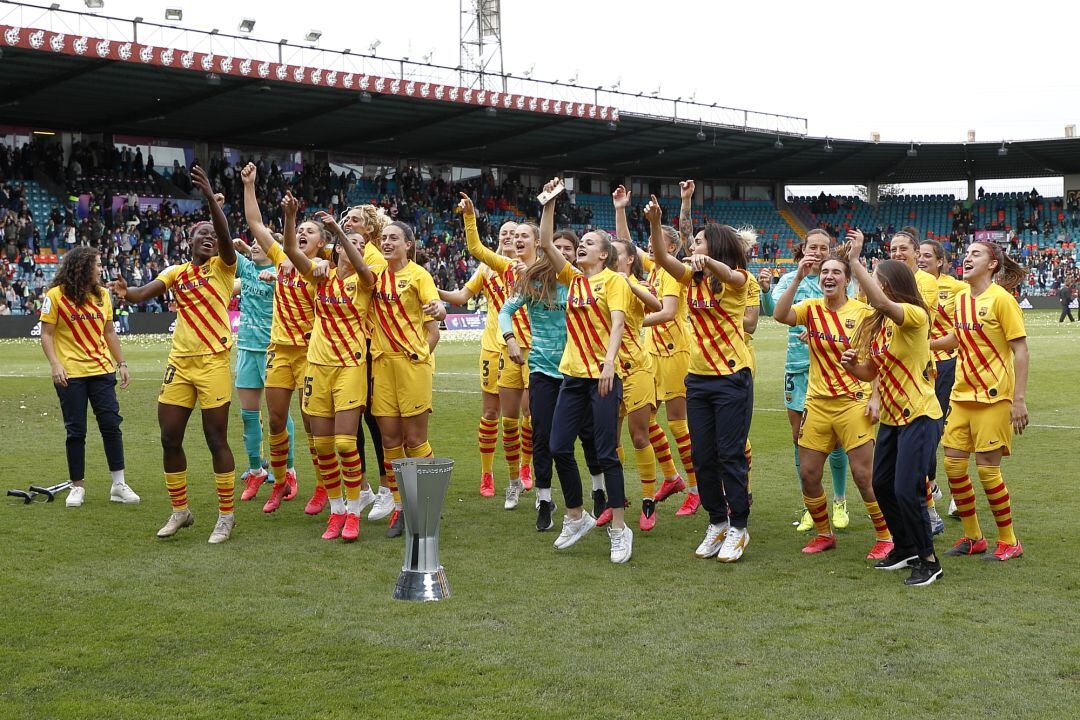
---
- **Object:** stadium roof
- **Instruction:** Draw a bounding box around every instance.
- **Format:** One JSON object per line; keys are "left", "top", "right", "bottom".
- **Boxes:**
{"left": 3, "top": 20, "right": 1080, "bottom": 185}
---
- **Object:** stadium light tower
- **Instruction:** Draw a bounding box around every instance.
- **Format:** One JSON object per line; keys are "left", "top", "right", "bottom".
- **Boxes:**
{"left": 459, "top": 0, "right": 505, "bottom": 91}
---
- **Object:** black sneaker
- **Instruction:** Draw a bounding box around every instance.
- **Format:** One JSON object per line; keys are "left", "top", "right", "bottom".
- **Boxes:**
{"left": 385, "top": 508, "right": 404, "bottom": 538}
{"left": 592, "top": 489, "right": 607, "bottom": 519}
{"left": 904, "top": 559, "right": 943, "bottom": 587}
{"left": 536, "top": 500, "right": 555, "bottom": 532}
{"left": 874, "top": 549, "right": 919, "bottom": 571}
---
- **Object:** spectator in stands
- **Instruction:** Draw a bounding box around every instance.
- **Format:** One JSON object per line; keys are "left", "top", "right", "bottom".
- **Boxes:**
{"left": 0, "top": 299, "right": 8, "bottom": 315}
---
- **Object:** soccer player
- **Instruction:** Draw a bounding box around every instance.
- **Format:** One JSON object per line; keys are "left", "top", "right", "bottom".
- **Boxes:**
{"left": 759, "top": 230, "right": 852, "bottom": 531}
{"left": 773, "top": 246, "right": 894, "bottom": 560}
{"left": 918, "top": 239, "right": 968, "bottom": 519}
{"left": 367, "top": 218, "right": 445, "bottom": 538}
{"left": 281, "top": 196, "right": 373, "bottom": 542}
{"left": 240, "top": 163, "right": 327, "bottom": 516}
{"left": 613, "top": 184, "right": 696, "bottom": 516}
{"left": 112, "top": 165, "right": 238, "bottom": 543}
{"left": 841, "top": 229, "right": 943, "bottom": 586}
{"left": 536, "top": 178, "right": 633, "bottom": 563}
{"left": 610, "top": 236, "right": 662, "bottom": 530}
{"left": 231, "top": 239, "right": 296, "bottom": 504}
{"left": 647, "top": 196, "right": 754, "bottom": 563}
{"left": 932, "top": 241, "right": 1029, "bottom": 562}
{"left": 40, "top": 246, "right": 138, "bottom": 507}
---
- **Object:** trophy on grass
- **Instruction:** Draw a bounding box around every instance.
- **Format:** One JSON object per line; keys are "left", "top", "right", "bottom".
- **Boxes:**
{"left": 391, "top": 457, "right": 454, "bottom": 601}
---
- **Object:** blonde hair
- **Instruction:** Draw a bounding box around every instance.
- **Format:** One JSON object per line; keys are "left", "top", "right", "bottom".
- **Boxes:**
{"left": 736, "top": 225, "right": 758, "bottom": 254}
{"left": 347, "top": 204, "right": 390, "bottom": 239}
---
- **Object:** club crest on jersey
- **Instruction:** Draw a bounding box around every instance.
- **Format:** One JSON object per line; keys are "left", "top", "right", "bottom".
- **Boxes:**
{"left": 939, "top": 290, "right": 949, "bottom": 299}
{"left": 978, "top": 306, "right": 988, "bottom": 317}
{"left": 845, "top": 318, "right": 856, "bottom": 329}
{"left": 398, "top": 279, "right": 409, "bottom": 289}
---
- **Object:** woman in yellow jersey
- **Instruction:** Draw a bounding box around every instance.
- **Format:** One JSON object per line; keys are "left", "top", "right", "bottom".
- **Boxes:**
{"left": 536, "top": 178, "right": 633, "bottom": 564}
{"left": 240, "top": 163, "right": 328, "bottom": 516}
{"left": 277, "top": 195, "right": 372, "bottom": 542}
{"left": 840, "top": 229, "right": 943, "bottom": 586}
{"left": 365, "top": 218, "right": 445, "bottom": 538}
{"left": 647, "top": 196, "right": 753, "bottom": 563}
{"left": 917, "top": 239, "right": 968, "bottom": 518}
{"left": 931, "top": 241, "right": 1029, "bottom": 562}
{"left": 437, "top": 207, "right": 530, "bottom": 502}
{"left": 339, "top": 204, "right": 397, "bottom": 524}
{"left": 112, "top": 166, "right": 238, "bottom": 544}
{"left": 613, "top": 183, "right": 698, "bottom": 517}
{"left": 773, "top": 245, "right": 895, "bottom": 560}
{"left": 610, "top": 236, "right": 662, "bottom": 531}
{"left": 40, "top": 246, "right": 138, "bottom": 508}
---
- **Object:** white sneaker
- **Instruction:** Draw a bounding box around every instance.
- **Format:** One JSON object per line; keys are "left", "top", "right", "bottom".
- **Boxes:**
{"left": 931, "top": 483, "right": 943, "bottom": 501}
{"left": 504, "top": 480, "right": 523, "bottom": 510}
{"left": 110, "top": 481, "right": 140, "bottom": 504}
{"left": 157, "top": 509, "right": 194, "bottom": 538}
{"left": 947, "top": 497, "right": 959, "bottom": 518}
{"left": 608, "top": 524, "right": 633, "bottom": 563}
{"left": 717, "top": 526, "right": 749, "bottom": 563}
{"left": 356, "top": 487, "right": 377, "bottom": 514}
{"left": 553, "top": 511, "right": 596, "bottom": 550}
{"left": 694, "top": 522, "right": 729, "bottom": 558}
{"left": 368, "top": 486, "right": 394, "bottom": 521}
{"left": 65, "top": 485, "right": 85, "bottom": 508}
{"left": 208, "top": 514, "right": 235, "bottom": 544}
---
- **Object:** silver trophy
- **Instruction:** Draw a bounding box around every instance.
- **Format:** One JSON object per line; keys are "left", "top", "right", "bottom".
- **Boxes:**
{"left": 391, "top": 457, "right": 454, "bottom": 601}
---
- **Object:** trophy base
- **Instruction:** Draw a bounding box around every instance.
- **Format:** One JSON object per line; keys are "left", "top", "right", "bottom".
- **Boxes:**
{"left": 393, "top": 567, "right": 451, "bottom": 601}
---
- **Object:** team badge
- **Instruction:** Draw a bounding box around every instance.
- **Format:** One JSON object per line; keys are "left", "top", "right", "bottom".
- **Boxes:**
{"left": 978, "top": 306, "right": 988, "bottom": 317}
{"left": 398, "top": 279, "right": 408, "bottom": 289}
{"left": 845, "top": 318, "right": 856, "bottom": 329}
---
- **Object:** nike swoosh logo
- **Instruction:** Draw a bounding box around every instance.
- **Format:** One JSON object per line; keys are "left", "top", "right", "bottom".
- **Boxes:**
{"left": 348, "top": 399, "right": 357, "bottom": 404}
{"left": 216, "top": 396, "right": 226, "bottom": 401}
{"left": 857, "top": 434, "right": 868, "bottom": 439}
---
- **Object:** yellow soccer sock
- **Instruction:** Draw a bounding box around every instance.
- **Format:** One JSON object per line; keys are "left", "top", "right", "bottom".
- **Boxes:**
{"left": 165, "top": 471, "right": 188, "bottom": 511}
{"left": 864, "top": 500, "right": 891, "bottom": 541}
{"left": 269, "top": 429, "right": 291, "bottom": 486}
{"left": 314, "top": 436, "right": 342, "bottom": 500}
{"left": 670, "top": 419, "right": 697, "bottom": 489}
{"left": 406, "top": 441, "right": 433, "bottom": 458}
{"left": 945, "top": 456, "right": 983, "bottom": 541}
{"left": 520, "top": 415, "right": 533, "bottom": 470}
{"left": 501, "top": 417, "right": 520, "bottom": 480}
{"left": 634, "top": 444, "right": 657, "bottom": 500}
{"left": 803, "top": 493, "right": 832, "bottom": 536}
{"left": 744, "top": 440, "right": 753, "bottom": 495}
{"left": 925, "top": 478, "right": 936, "bottom": 509}
{"left": 478, "top": 417, "right": 498, "bottom": 475}
{"left": 335, "top": 434, "right": 364, "bottom": 503}
{"left": 383, "top": 445, "right": 405, "bottom": 506}
{"left": 649, "top": 416, "right": 678, "bottom": 479}
{"left": 307, "top": 436, "right": 324, "bottom": 489}
{"left": 977, "top": 465, "right": 1017, "bottom": 546}
{"left": 214, "top": 471, "right": 235, "bottom": 515}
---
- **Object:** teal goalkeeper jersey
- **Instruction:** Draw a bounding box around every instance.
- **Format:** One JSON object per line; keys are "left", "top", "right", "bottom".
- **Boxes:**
{"left": 499, "top": 284, "right": 569, "bottom": 380}
{"left": 236, "top": 254, "right": 275, "bottom": 352}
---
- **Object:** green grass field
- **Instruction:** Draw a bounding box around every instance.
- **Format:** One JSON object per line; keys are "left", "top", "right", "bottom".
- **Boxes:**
{"left": 0, "top": 312, "right": 1077, "bottom": 719}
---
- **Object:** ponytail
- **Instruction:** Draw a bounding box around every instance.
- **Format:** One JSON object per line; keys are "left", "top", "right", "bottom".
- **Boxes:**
{"left": 973, "top": 240, "right": 1027, "bottom": 290}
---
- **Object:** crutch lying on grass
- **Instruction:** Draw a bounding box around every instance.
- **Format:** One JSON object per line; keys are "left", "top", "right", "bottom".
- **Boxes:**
{"left": 6, "top": 488, "right": 34, "bottom": 504}
{"left": 27, "top": 481, "right": 74, "bottom": 503}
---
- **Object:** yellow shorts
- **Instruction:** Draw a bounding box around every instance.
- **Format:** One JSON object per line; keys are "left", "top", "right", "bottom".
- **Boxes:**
{"left": 651, "top": 352, "right": 689, "bottom": 402}
{"left": 265, "top": 343, "right": 309, "bottom": 391}
{"left": 943, "top": 400, "right": 1012, "bottom": 455}
{"left": 372, "top": 354, "right": 434, "bottom": 418}
{"left": 302, "top": 363, "right": 368, "bottom": 418}
{"left": 497, "top": 347, "right": 530, "bottom": 391}
{"left": 159, "top": 351, "right": 232, "bottom": 410}
{"left": 479, "top": 347, "right": 502, "bottom": 395}
{"left": 798, "top": 396, "right": 876, "bottom": 454}
{"left": 621, "top": 367, "right": 657, "bottom": 416}
{"left": 746, "top": 340, "right": 757, "bottom": 377}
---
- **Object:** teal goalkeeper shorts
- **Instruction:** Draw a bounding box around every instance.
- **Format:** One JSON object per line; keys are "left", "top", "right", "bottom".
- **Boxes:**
{"left": 234, "top": 348, "right": 268, "bottom": 390}
{"left": 784, "top": 370, "right": 808, "bottom": 413}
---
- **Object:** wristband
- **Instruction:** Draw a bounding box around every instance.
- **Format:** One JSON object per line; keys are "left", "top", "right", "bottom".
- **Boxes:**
{"left": 118, "top": 361, "right": 128, "bottom": 367}
{"left": 502, "top": 332, "right": 516, "bottom": 342}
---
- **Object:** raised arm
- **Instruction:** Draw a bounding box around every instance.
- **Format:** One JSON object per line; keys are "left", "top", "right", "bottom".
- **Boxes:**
{"left": 280, "top": 193, "right": 313, "bottom": 277}
{"left": 646, "top": 195, "right": 687, "bottom": 282}
{"left": 678, "top": 180, "right": 695, "bottom": 250}
{"left": 774, "top": 257, "right": 815, "bottom": 326}
{"left": 628, "top": 277, "right": 662, "bottom": 312}
{"left": 613, "top": 185, "right": 632, "bottom": 242}
{"left": 758, "top": 268, "right": 776, "bottom": 315}
{"left": 688, "top": 254, "right": 746, "bottom": 288}
{"left": 537, "top": 178, "right": 568, "bottom": 276}
{"left": 241, "top": 163, "right": 276, "bottom": 252}
{"left": 109, "top": 274, "right": 166, "bottom": 306}
{"left": 847, "top": 229, "right": 905, "bottom": 324}
{"left": 191, "top": 165, "right": 236, "bottom": 266}
{"left": 316, "top": 210, "right": 374, "bottom": 287}
{"left": 459, "top": 193, "right": 508, "bottom": 271}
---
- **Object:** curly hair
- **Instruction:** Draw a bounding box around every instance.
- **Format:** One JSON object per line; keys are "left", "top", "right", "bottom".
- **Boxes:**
{"left": 51, "top": 246, "right": 102, "bottom": 307}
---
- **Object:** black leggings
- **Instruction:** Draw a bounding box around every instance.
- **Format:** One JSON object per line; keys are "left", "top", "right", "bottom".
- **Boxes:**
{"left": 529, "top": 372, "right": 602, "bottom": 491}
{"left": 356, "top": 340, "right": 385, "bottom": 474}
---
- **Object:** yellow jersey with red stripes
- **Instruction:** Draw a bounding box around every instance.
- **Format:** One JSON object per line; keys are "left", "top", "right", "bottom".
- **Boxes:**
{"left": 617, "top": 275, "right": 651, "bottom": 373}
{"left": 556, "top": 264, "right": 631, "bottom": 378}
{"left": 644, "top": 260, "right": 691, "bottom": 357}
{"left": 266, "top": 242, "right": 316, "bottom": 347}
{"left": 302, "top": 266, "right": 370, "bottom": 367}
{"left": 672, "top": 265, "right": 751, "bottom": 377}
{"left": 930, "top": 273, "right": 968, "bottom": 363}
{"left": 793, "top": 297, "right": 874, "bottom": 400}
{"left": 950, "top": 283, "right": 1026, "bottom": 404}
{"left": 157, "top": 256, "right": 236, "bottom": 357}
{"left": 869, "top": 303, "right": 942, "bottom": 425}
{"left": 464, "top": 264, "right": 513, "bottom": 353}
{"left": 39, "top": 286, "right": 115, "bottom": 378}
{"left": 743, "top": 273, "right": 761, "bottom": 375}
{"left": 914, "top": 268, "right": 940, "bottom": 310}
{"left": 369, "top": 259, "right": 441, "bottom": 362}
{"left": 463, "top": 213, "right": 531, "bottom": 348}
